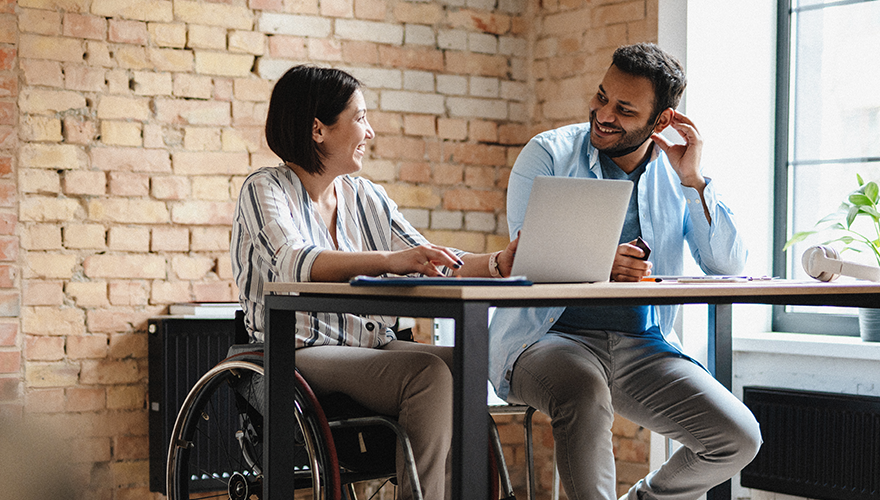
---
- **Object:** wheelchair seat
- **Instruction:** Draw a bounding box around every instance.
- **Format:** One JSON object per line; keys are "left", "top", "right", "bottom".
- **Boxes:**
{"left": 166, "top": 342, "right": 515, "bottom": 500}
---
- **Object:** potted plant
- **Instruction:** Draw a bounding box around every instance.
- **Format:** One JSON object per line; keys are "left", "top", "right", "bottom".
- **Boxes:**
{"left": 784, "top": 174, "right": 880, "bottom": 341}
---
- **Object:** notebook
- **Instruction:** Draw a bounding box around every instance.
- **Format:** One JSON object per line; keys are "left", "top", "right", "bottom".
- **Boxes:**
{"left": 509, "top": 176, "right": 633, "bottom": 283}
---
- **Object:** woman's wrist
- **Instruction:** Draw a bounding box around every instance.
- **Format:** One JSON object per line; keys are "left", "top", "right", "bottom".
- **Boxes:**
{"left": 488, "top": 251, "right": 503, "bottom": 278}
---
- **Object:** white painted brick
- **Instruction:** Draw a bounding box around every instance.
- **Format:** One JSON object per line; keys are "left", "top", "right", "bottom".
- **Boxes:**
{"left": 254, "top": 58, "right": 300, "bottom": 80}
{"left": 465, "top": 212, "right": 497, "bottom": 232}
{"left": 509, "top": 102, "right": 529, "bottom": 123}
{"left": 437, "top": 29, "right": 467, "bottom": 51}
{"left": 380, "top": 90, "right": 444, "bottom": 114}
{"left": 404, "top": 24, "right": 435, "bottom": 46}
{"left": 362, "top": 88, "right": 379, "bottom": 110}
{"left": 536, "top": 37, "right": 558, "bottom": 60}
{"left": 431, "top": 210, "right": 463, "bottom": 230}
{"left": 501, "top": 80, "right": 528, "bottom": 102}
{"left": 467, "top": 0, "right": 496, "bottom": 10}
{"left": 400, "top": 208, "right": 429, "bottom": 229}
{"left": 257, "top": 13, "right": 331, "bottom": 38}
{"left": 499, "top": 36, "right": 527, "bottom": 56}
{"left": 361, "top": 159, "right": 395, "bottom": 182}
{"left": 470, "top": 76, "right": 499, "bottom": 98}
{"left": 404, "top": 70, "right": 434, "bottom": 92}
{"left": 436, "top": 74, "right": 467, "bottom": 96}
{"left": 132, "top": 71, "right": 173, "bottom": 95}
{"left": 335, "top": 19, "right": 403, "bottom": 45}
{"left": 498, "top": 0, "right": 525, "bottom": 14}
{"left": 510, "top": 57, "right": 527, "bottom": 81}
{"left": 468, "top": 32, "right": 497, "bottom": 54}
{"left": 342, "top": 66, "right": 402, "bottom": 90}
{"left": 447, "top": 96, "right": 508, "bottom": 120}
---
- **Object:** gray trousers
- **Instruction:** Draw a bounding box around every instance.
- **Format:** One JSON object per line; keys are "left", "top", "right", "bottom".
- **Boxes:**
{"left": 507, "top": 329, "right": 762, "bottom": 500}
{"left": 296, "top": 341, "right": 453, "bottom": 500}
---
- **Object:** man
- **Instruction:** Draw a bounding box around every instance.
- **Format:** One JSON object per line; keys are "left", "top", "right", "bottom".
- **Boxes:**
{"left": 489, "top": 43, "right": 762, "bottom": 500}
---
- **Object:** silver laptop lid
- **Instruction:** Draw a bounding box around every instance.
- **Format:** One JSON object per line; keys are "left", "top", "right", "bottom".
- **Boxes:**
{"left": 509, "top": 176, "right": 633, "bottom": 283}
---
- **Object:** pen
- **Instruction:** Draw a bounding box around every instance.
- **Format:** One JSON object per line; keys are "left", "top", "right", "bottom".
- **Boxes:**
{"left": 640, "top": 276, "right": 662, "bottom": 282}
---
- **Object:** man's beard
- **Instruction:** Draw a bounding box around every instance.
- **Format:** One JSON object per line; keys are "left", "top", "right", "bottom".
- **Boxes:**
{"left": 590, "top": 111, "right": 656, "bottom": 158}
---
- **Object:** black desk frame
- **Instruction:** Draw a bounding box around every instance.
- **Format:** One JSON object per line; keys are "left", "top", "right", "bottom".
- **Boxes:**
{"left": 264, "top": 289, "right": 879, "bottom": 500}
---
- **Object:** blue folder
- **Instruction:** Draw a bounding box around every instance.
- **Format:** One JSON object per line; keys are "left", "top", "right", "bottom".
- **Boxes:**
{"left": 349, "top": 275, "right": 533, "bottom": 287}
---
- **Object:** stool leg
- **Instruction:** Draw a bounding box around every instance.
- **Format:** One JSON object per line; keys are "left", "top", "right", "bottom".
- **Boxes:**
{"left": 489, "top": 415, "right": 517, "bottom": 499}
{"left": 523, "top": 407, "right": 536, "bottom": 500}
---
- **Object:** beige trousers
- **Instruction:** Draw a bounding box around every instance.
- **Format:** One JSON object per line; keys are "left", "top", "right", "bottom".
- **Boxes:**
{"left": 295, "top": 341, "right": 454, "bottom": 500}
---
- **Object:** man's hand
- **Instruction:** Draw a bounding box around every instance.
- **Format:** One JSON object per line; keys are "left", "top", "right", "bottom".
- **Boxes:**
{"left": 651, "top": 110, "right": 706, "bottom": 190}
{"left": 651, "top": 110, "right": 712, "bottom": 223}
{"left": 610, "top": 239, "right": 652, "bottom": 282}
{"left": 495, "top": 233, "right": 520, "bottom": 277}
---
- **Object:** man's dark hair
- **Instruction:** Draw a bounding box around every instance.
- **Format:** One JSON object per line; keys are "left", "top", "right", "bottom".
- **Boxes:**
{"left": 265, "top": 65, "right": 362, "bottom": 175}
{"left": 611, "top": 43, "right": 686, "bottom": 121}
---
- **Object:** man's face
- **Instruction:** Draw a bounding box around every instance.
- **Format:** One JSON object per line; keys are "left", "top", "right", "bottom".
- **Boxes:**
{"left": 588, "top": 65, "right": 659, "bottom": 157}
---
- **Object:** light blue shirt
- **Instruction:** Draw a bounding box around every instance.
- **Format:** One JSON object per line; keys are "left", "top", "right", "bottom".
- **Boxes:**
{"left": 488, "top": 122, "right": 747, "bottom": 400}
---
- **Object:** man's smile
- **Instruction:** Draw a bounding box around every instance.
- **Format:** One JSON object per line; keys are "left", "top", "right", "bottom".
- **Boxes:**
{"left": 594, "top": 123, "right": 622, "bottom": 135}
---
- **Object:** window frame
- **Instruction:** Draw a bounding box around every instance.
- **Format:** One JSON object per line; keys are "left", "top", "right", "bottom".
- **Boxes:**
{"left": 771, "top": 0, "right": 864, "bottom": 336}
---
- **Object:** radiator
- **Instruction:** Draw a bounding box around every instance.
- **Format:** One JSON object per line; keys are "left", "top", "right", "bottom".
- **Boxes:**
{"left": 147, "top": 317, "right": 238, "bottom": 494}
{"left": 741, "top": 386, "right": 880, "bottom": 500}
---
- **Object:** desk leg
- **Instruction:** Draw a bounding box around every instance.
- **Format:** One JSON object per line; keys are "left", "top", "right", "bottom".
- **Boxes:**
{"left": 264, "top": 303, "right": 297, "bottom": 500}
{"left": 452, "top": 302, "right": 490, "bottom": 500}
{"left": 706, "top": 304, "right": 732, "bottom": 500}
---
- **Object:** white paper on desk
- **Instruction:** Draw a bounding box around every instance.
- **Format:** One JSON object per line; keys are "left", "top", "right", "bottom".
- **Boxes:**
{"left": 649, "top": 276, "right": 760, "bottom": 283}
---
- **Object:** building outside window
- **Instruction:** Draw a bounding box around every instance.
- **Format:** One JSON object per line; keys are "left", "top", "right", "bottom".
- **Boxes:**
{"left": 773, "top": 0, "right": 880, "bottom": 335}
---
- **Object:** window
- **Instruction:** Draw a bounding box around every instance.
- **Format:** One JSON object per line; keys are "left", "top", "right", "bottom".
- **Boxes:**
{"left": 773, "top": 0, "right": 880, "bottom": 335}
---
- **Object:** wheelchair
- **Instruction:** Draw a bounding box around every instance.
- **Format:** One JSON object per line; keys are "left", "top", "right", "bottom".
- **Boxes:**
{"left": 165, "top": 317, "right": 517, "bottom": 500}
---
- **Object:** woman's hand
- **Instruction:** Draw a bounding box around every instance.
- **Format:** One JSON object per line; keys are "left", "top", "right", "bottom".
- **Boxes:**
{"left": 610, "top": 239, "right": 652, "bottom": 282}
{"left": 387, "top": 244, "right": 464, "bottom": 277}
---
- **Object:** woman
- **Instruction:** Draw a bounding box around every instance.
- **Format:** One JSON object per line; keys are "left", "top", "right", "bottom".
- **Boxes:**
{"left": 231, "top": 65, "right": 518, "bottom": 500}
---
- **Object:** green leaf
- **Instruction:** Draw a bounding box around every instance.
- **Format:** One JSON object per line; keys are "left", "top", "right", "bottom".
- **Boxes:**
{"left": 817, "top": 210, "right": 846, "bottom": 224}
{"left": 865, "top": 181, "right": 879, "bottom": 204}
{"left": 796, "top": 174, "right": 880, "bottom": 263}
{"left": 849, "top": 193, "right": 872, "bottom": 207}
{"left": 861, "top": 206, "right": 880, "bottom": 220}
{"left": 820, "top": 237, "right": 859, "bottom": 251}
{"left": 783, "top": 230, "right": 816, "bottom": 250}
{"left": 846, "top": 205, "right": 860, "bottom": 227}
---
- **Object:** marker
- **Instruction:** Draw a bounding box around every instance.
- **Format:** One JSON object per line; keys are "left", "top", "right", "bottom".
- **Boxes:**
{"left": 640, "top": 276, "right": 662, "bottom": 282}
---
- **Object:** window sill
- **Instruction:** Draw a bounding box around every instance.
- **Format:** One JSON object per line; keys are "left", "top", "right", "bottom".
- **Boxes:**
{"left": 733, "top": 331, "right": 880, "bottom": 361}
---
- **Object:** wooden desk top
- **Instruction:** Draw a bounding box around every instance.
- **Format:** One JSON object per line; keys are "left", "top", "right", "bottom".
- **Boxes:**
{"left": 264, "top": 279, "right": 880, "bottom": 303}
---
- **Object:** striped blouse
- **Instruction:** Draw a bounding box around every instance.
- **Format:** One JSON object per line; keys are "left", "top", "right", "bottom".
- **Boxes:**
{"left": 231, "top": 164, "right": 461, "bottom": 348}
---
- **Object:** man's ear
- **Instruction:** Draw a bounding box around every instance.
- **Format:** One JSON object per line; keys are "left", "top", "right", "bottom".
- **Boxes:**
{"left": 312, "top": 118, "right": 325, "bottom": 144}
{"left": 653, "top": 108, "right": 674, "bottom": 133}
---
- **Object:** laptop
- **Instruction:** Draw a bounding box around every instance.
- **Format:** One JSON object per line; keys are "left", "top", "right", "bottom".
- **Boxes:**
{"left": 509, "top": 176, "right": 633, "bottom": 283}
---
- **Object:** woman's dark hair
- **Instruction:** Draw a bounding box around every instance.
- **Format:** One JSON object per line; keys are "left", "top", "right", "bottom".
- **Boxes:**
{"left": 611, "top": 43, "right": 686, "bottom": 122}
{"left": 265, "top": 65, "right": 362, "bottom": 174}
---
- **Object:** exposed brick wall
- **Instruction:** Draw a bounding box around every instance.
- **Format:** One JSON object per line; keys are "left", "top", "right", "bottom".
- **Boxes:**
{"left": 1, "top": 0, "right": 657, "bottom": 497}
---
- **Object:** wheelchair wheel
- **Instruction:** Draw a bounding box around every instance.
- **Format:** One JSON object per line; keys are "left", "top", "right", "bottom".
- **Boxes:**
{"left": 166, "top": 357, "right": 342, "bottom": 499}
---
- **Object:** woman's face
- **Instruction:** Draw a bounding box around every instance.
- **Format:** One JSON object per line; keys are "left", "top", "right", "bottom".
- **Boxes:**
{"left": 315, "top": 89, "right": 374, "bottom": 176}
